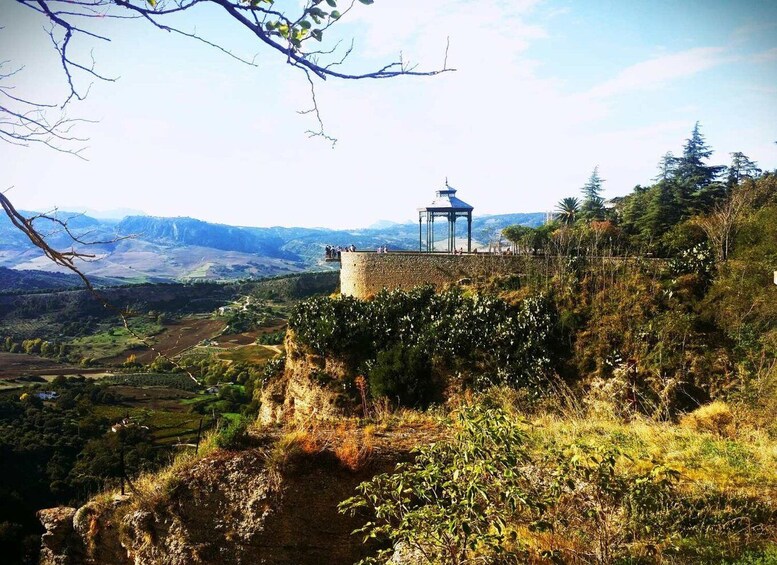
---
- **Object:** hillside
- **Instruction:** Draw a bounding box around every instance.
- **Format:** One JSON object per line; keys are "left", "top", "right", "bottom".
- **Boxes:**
{"left": 4, "top": 135, "right": 775, "bottom": 563}
{"left": 0, "top": 267, "right": 105, "bottom": 293}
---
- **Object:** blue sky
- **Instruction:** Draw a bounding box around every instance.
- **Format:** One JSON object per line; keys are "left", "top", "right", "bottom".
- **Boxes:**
{"left": 1, "top": 0, "right": 775, "bottom": 228}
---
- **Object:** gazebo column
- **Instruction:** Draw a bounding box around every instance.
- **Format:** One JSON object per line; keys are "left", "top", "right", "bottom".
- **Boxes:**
{"left": 447, "top": 213, "right": 451, "bottom": 253}
{"left": 429, "top": 214, "right": 434, "bottom": 251}
{"left": 426, "top": 213, "right": 429, "bottom": 252}
{"left": 425, "top": 213, "right": 429, "bottom": 252}
{"left": 467, "top": 212, "right": 472, "bottom": 253}
{"left": 451, "top": 212, "right": 456, "bottom": 253}
{"left": 418, "top": 215, "right": 422, "bottom": 252}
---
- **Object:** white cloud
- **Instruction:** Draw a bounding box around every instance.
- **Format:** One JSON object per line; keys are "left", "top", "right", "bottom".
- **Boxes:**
{"left": 750, "top": 47, "right": 777, "bottom": 63}
{"left": 584, "top": 47, "right": 729, "bottom": 99}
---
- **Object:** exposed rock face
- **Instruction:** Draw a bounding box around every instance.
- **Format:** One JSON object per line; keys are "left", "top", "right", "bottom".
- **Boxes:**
{"left": 259, "top": 331, "right": 357, "bottom": 425}
{"left": 38, "top": 507, "right": 79, "bottom": 565}
{"left": 38, "top": 446, "right": 398, "bottom": 565}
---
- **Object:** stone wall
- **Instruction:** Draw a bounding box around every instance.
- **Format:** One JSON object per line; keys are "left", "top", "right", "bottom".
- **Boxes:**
{"left": 339, "top": 252, "right": 542, "bottom": 298}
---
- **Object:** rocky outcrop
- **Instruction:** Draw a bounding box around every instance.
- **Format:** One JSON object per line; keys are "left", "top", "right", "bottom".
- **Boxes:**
{"left": 38, "top": 507, "right": 80, "bottom": 565}
{"left": 37, "top": 442, "right": 406, "bottom": 565}
{"left": 259, "top": 331, "right": 358, "bottom": 425}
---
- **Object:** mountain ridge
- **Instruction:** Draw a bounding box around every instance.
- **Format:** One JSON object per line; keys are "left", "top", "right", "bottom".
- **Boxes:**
{"left": 0, "top": 211, "right": 547, "bottom": 287}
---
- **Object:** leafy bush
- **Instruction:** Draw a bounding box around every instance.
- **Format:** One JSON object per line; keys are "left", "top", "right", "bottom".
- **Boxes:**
{"left": 341, "top": 405, "right": 710, "bottom": 564}
{"left": 368, "top": 344, "right": 434, "bottom": 408}
{"left": 669, "top": 242, "right": 715, "bottom": 280}
{"left": 341, "top": 405, "right": 684, "bottom": 564}
{"left": 261, "top": 356, "right": 286, "bottom": 387}
{"left": 726, "top": 545, "right": 777, "bottom": 565}
{"left": 214, "top": 416, "right": 250, "bottom": 450}
{"left": 340, "top": 405, "right": 536, "bottom": 564}
{"left": 290, "top": 287, "right": 557, "bottom": 398}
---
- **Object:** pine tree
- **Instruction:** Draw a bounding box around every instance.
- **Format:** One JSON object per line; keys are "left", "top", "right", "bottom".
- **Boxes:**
{"left": 726, "top": 152, "right": 761, "bottom": 187}
{"left": 580, "top": 166, "right": 605, "bottom": 222}
{"left": 654, "top": 151, "right": 677, "bottom": 182}
{"left": 639, "top": 181, "right": 677, "bottom": 243}
{"left": 674, "top": 122, "right": 725, "bottom": 214}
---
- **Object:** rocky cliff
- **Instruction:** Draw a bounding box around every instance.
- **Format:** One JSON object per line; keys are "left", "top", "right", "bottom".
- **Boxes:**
{"left": 37, "top": 437, "right": 414, "bottom": 564}
{"left": 37, "top": 330, "right": 435, "bottom": 564}
{"left": 259, "top": 331, "right": 359, "bottom": 425}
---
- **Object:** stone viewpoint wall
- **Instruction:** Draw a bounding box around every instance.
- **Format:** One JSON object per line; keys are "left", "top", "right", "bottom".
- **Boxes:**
{"left": 340, "top": 252, "right": 543, "bottom": 298}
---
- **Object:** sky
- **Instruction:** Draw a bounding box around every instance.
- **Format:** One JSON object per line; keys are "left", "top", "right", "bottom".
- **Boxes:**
{"left": 1, "top": 0, "right": 776, "bottom": 229}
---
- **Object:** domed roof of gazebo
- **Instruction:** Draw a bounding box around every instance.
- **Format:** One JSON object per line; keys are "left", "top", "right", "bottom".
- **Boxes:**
{"left": 419, "top": 180, "right": 474, "bottom": 212}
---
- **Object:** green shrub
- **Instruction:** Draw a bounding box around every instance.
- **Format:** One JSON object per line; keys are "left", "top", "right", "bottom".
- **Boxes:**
{"left": 289, "top": 287, "right": 556, "bottom": 396}
{"left": 726, "top": 545, "right": 777, "bottom": 565}
{"left": 214, "top": 416, "right": 250, "bottom": 450}
{"left": 340, "top": 405, "right": 535, "bottom": 564}
{"left": 368, "top": 344, "right": 434, "bottom": 408}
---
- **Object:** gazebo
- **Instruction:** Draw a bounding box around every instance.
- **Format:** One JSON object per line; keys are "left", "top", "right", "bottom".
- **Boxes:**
{"left": 418, "top": 180, "right": 474, "bottom": 253}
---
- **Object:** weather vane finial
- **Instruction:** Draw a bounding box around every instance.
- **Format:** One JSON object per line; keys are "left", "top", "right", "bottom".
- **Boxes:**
{"left": 445, "top": 176, "right": 449, "bottom": 187}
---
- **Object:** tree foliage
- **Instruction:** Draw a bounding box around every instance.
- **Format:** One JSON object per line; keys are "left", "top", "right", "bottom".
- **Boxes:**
{"left": 580, "top": 167, "right": 606, "bottom": 223}
{"left": 289, "top": 287, "right": 557, "bottom": 397}
{"left": 555, "top": 196, "right": 580, "bottom": 226}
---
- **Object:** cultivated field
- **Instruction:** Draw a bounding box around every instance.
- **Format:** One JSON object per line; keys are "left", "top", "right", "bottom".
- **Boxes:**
{"left": 0, "top": 351, "right": 75, "bottom": 378}
{"left": 103, "top": 317, "right": 226, "bottom": 364}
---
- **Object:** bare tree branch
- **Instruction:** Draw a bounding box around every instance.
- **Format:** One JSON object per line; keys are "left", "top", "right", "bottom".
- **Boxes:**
{"left": 3, "top": 0, "right": 453, "bottom": 154}
{"left": 0, "top": 189, "right": 198, "bottom": 382}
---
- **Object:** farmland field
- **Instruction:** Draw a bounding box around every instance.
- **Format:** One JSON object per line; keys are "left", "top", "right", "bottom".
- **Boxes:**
{"left": 217, "top": 344, "right": 279, "bottom": 364}
{"left": 102, "top": 317, "right": 226, "bottom": 364}
{"left": 0, "top": 351, "right": 76, "bottom": 378}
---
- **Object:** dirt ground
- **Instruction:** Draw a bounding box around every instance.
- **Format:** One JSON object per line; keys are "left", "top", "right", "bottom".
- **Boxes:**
{"left": 216, "top": 319, "right": 287, "bottom": 348}
{"left": 0, "top": 352, "right": 77, "bottom": 378}
{"left": 103, "top": 318, "right": 226, "bottom": 364}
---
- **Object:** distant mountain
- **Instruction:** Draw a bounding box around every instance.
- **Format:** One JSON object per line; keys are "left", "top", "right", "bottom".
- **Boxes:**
{"left": 117, "top": 216, "right": 293, "bottom": 259}
{"left": 368, "top": 219, "right": 401, "bottom": 229}
{"left": 80, "top": 207, "right": 147, "bottom": 220}
{"left": 0, "top": 210, "right": 547, "bottom": 289}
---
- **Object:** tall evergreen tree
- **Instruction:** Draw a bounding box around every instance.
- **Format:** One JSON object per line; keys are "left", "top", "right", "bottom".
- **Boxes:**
{"left": 674, "top": 122, "right": 725, "bottom": 214}
{"left": 639, "top": 181, "right": 677, "bottom": 244}
{"left": 580, "top": 166, "right": 606, "bottom": 222}
{"left": 654, "top": 151, "right": 678, "bottom": 182}
{"left": 726, "top": 152, "right": 761, "bottom": 187}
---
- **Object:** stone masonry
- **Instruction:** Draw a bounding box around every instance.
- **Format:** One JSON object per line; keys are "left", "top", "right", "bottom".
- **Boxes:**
{"left": 339, "top": 252, "right": 540, "bottom": 298}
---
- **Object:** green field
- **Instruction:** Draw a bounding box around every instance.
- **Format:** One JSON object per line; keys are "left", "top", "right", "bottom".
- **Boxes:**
{"left": 70, "top": 319, "right": 164, "bottom": 360}
{"left": 217, "top": 344, "right": 278, "bottom": 364}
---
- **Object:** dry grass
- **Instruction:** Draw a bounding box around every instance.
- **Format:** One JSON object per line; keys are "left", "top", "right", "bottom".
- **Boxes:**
{"left": 370, "top": 397, "right": 444, "bottom": 431}
{"left": 528, "top": 411, "right": 777, "bottom": 503}
{"left": 333, "top": 422, "right": 374, "bottom": 472}
{"left": 680, "top": 401, "right": 735, "bottom": 437}
{"left": 266, "top": 424, "right": 323, "bottom": 472}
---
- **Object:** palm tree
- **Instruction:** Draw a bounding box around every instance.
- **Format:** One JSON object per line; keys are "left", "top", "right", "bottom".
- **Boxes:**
{"left": 555, "top": 197, "right": 580, "bottom": 226}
